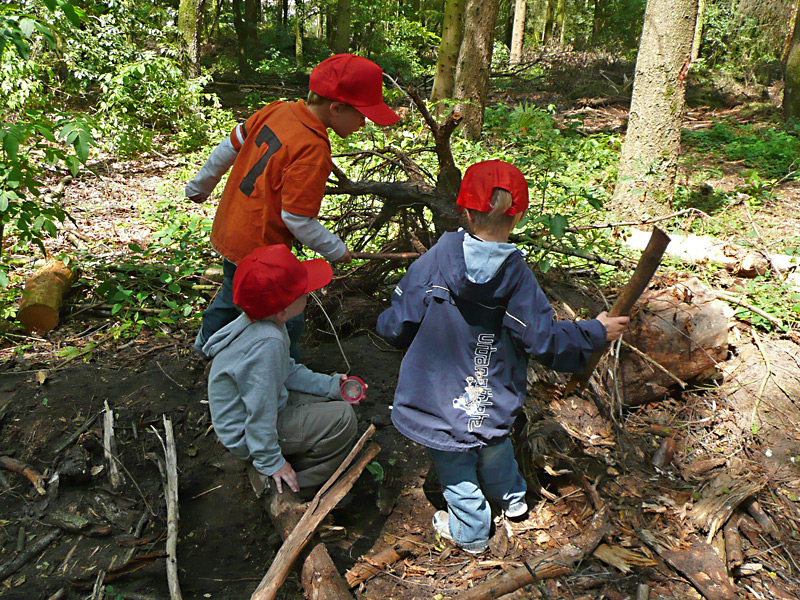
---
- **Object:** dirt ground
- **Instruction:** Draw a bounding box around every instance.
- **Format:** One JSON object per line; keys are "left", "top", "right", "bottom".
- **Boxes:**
{"left": 3, "top": 68, "right": 800, "bottom": 599}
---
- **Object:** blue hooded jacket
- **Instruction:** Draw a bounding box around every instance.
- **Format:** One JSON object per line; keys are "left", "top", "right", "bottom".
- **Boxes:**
{"left": 376, "top": 230, "right": 606, "bottom": 452}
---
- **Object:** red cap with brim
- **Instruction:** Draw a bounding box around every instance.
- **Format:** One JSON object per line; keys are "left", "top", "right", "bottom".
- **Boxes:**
{"left": 456, "top": 160, "right": 530, "bottom": 216}
{"left": 310, "top": 54, "right": 399, "bottom": 126}
{"left": 233, "top": 245, "right": 333, "bottom": 321}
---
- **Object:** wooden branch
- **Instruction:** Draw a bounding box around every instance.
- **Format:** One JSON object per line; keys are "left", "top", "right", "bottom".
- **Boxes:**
{"left": 301, "top": 543, "right": 353, "bottom": 600}
{"left": 565, "top": 226, "right": 671, "bottom": 395}
{"left": 0, "top": 529, "right": 61, "bottom": 580}
{"left": 620, "top": 340, "right": 687, "bottom": 389}
{"left": 351, "top": 251, "right": 421, "bottom": 260}
{"left": 55, "top": 412, "right": 101, "bottom": 454}
{"left": 103, "top": 400, "right": 125, "bottom": 489}
{"left": 724, "top": 514, "right": 743, "bottom": 572}
{"left": 345, "top": 534, "right": 424, "bottom": 587}
{"left": 0, "top": 455, "right": 46, "bottom": 495}
{"left": 163, "top": 416, "right": 182, "bottom": 600}
{"left": 454, "top": 506, "right": 610, "bottom": 600}
{"left": 250, "top": 439, "right": 381, "bottom": 600}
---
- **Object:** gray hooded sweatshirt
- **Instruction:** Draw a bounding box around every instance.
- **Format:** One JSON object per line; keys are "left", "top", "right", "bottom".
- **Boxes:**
{"left": 204, "top": 313, "right": 342, "bottom": 477}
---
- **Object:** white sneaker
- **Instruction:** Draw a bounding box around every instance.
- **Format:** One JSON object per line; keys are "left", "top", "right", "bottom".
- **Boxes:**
{"left": 431, "top": 511, "right": 487, "bottom": 555}
{"left": 505, "top": 500, "right": 528, "bottom": 519}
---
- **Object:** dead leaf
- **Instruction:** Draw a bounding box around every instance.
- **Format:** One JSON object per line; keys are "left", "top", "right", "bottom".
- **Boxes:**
{"left": 36, "top": 370, "right": 48, "bottom": 385}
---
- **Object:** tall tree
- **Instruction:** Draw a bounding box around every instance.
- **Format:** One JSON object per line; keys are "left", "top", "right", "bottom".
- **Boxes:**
{"left": 785, "top": 5, "right": 800, "bottom": 121}
{"left": 295, "top": 0, "right": 306, "bottom": 67}
{"left": 509, "top": 0, "right": 527, "bottom": 65}
{"left": 334, "top": 0, "right": 352, "bottom": 54}
{"left": 611, "top": 0, "right": 698, "bottom": 218}
{"left": 542, "top": 0, "right": 556, "bottom": 43}
{"left": 178, "top": 0, "right": 203, "bottom": 76}
{"left": 430, "top": 0, "right": 466, "bottom": 107}
{"left": 592, "top": 0, "right": 607, "bottom": 44}
{"left": 453, "top": 0, "right": 500, "bottom": 139}
{"left": 231, "top": 0, "right": 249, "bottom": 73}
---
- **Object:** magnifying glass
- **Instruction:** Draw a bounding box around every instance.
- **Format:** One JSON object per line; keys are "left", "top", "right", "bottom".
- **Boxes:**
{"left": 340, "top": 376, "right": 366, "bottom": 404}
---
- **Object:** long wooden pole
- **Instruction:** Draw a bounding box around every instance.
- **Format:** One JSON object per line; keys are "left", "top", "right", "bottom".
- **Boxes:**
{"left": 350, "top": 251, "right": 421, "bottom": 260}
{"left": 564, "top": 226, "right": 671, "bottom": 395}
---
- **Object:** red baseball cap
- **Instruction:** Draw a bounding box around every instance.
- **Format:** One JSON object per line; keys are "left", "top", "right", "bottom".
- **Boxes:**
{"left": 233, "top": 245, "right": 333, "bottom": 321}
{"left": 456, "top": 160, "right": 530, "bottom": 216}
{"left": 309, "top": 54, "right": 399, "bottom": 126}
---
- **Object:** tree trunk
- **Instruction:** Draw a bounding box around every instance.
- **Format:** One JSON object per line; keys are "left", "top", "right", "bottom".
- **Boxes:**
{"left": 542, "top": 0, "right": 556, "bottom": 43}
{"left": 334, "top": 0, "right": 351, "bottom": 54}
{"left": 245, "top": 0, "right": 259, "bottom": 48}
{"left": 509, "top": 0, "right": 527, "bottom": 65}
{"left": 282, "top": 0, "right": 288, "bottom": 26}
{"left": 430, "top": 0, "right": 466, "bottom": 108}
{"left": 557, "top": 0, "right": 566, "bottom": 45}
{"left": 178, "top": 0, "right": 202, "bottom": 76}
{"left": 453, "top": 0, "right": 500, "bottom": 140}
{"left": 591, "top": 0, "right": 606, "bottom": 44}
{"left": 610, "top": 0, "right": 697, "bottom": 219}
{"left": 690, "top": 0, "right": 705, "bottom": 62}
{"left": 295, "top": 0, "right": 305, "bottom": 67}
{"left": 18, "top": 260, "right": 78, "bottom": 335}
{"left": 231, "top": 0, "right": 249, "bottom": 74}
{"left": 784, "top": 5, "right": 800, "bottom": 121}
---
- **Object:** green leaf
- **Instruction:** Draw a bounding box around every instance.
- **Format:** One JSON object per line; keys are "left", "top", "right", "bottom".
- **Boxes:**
{"left": 74, "top": 133, "right": 89, "bottom": 163}
{"left": 168, "top": 283, "right": 181, "bottom": 294}
{"left": 19, "top": 19, "right": 36, "bottom": 38}
{"left": 35, "top": 125, "right": 57, "bottom": 143}
{"left": 3, "top": 133, "right": 19, "bottom": 162}
{"left": 0, "top": 193, "right": 9, "bottom": 212}
{"left": 548, "top": 214, "right": 568, "bottom": 239}
{"left": 366, "top": 461, "right": 384, "bottom": 482}
{"left": 0, "top": 271, "right": 8, "bottom": 288}
{"left": 42, "top": 0, "right": 57, "bottom": 10}
{"left": 59, "top": 1, "right": 82, "bottom": 27}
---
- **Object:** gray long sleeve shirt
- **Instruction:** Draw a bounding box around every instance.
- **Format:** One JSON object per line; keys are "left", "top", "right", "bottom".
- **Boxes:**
{"left": 203, "top": 313, "right": 342, "bottom": 476}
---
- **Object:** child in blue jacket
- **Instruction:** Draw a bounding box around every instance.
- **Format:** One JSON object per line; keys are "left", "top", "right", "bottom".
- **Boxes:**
{"left": 376, "top": 160, "right": 629, "bottom": 554}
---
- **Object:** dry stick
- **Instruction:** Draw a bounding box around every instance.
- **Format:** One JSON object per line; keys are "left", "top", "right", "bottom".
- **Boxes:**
{"left": 564, "top": 226, "right": 671, "bottom": 396}
{"left": 344, "top": 535, "right": 425, "bottom": 587}
{"left": 55, "top": 411, "right": 101, "bottom": 454}
{"left": 160, "top": 415, "right": 183, "bottom": 600}
{"left": 453, "top": 507, "right": 611, "bottom": 600}
{"left": 350, "top": 251, "right": 421, "bottom": 260}
{"left": 0, "top": 529, "right": 61, "bottom": 580}
{"left": 620, "top": 340, "right": 687, "bottom": 389}
{"left": 714, "top": 291, "right": 800, "bottom": 344}
{"left": 103, "top": 400, "right": 125, "bottom": 489}
{"left": 250, "top": 434, "right": 380, "bottom": 600}
{"left": 0, "top": 455, "right": 46, "bottom": 495}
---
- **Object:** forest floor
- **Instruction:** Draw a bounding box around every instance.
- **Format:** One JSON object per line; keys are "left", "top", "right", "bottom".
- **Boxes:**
{"left": 2, "top": 61, "right": 800, "bottom": 600}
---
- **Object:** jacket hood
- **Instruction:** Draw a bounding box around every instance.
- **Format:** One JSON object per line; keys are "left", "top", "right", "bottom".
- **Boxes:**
{"left": 437, "top": 230, "right": 520, "bottom": 303}
{"left": 202, "top": 313, "right": 253, "bottom": 358}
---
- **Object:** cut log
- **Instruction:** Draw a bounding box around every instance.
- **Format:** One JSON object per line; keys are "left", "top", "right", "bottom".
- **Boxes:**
{"left": 616, "top": 277, "right": 730, "bottom": 406}
{"left": 301, "top": 543, "right": 353, "bottom": 600}
{"left": 18, "top": 259, "right": 78, "bottom": 335}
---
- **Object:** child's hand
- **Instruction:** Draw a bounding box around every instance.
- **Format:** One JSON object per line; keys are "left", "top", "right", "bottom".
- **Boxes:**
{"left": 339, "top": 374, "right": 368, "bottom": 401}
{"left": 597, "top": 311, "right": 630, "bottom": 341}
{"left": 272, "top": 462, "right": 299, "bottom": 494}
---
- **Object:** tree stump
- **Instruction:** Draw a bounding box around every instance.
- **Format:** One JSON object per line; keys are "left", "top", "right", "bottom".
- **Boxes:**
{"left": 18, "top": 260, "right": 77, "bottom": 335}
{"left": 616, "top": 277, "right": 729, "bottom": 406}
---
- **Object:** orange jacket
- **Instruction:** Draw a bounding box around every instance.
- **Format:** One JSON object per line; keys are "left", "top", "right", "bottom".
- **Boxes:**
{"left": 210, "top": 100, "right": 333, "bottom": 264}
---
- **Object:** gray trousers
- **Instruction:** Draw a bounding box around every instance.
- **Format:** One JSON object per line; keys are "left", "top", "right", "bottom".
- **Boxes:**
{"left": 276, "top": 392, "right": 358, "bottom": 496}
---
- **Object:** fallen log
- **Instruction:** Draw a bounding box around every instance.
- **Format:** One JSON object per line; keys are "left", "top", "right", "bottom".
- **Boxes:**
{"left": 301, "top": 543, "right": 353, "bottom": 600}
{"left": 251, "top": 426, "right": 380, "bottom": 600}
{"left": 565, "top": 226, "right": 670, "bottom": 395}
{"left": 344, "top": 534, "right": 424, "bottom": 587}
{"left": 0, "top": 529, "right": 61, "bottom": 580}
{"left": 453, "top": 506, "right": 610, "bottom": 600}
{"left": 18, "top": 259, "right": 78, "bottom": 335}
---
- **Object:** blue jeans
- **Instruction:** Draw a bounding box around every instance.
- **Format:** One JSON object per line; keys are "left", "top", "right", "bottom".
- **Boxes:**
{"left": 194, "top": 258, "right": 305, "bottom": 361}
{"left": 428, "top": 439, "right": 526, "bottom": 553}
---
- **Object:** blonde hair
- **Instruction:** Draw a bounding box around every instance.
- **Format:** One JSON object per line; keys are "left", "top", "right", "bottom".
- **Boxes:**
{"left": 466, "top": 188, "right": 518, "bottom": 237}
{"left": 307, "top": 91, "right": 331, "bottom": 106}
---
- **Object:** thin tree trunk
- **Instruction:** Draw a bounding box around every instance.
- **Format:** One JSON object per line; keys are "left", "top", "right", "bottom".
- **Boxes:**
{"left": 691, "top": 0, "right": 705, "bottom": 62}
{"left": 592, "top": 0, "right": 606, "bottom": 44}
{"left": 510, "top": 0, "right": 527, "bottom": 65}
{"left": 231, "top": 0, "right": 249, "bottom": 74}
{"left": 453, "top": 0, "right": 499, "bottom": 139}
{"left": 542, "top": 0, "right": 556, "bottom": 43}
{"left": 295, "top": 0, "right": 305, "bottom": 68}
{"left": 557, "top": 0, "right": 566, "bottom": 45}
{"left": 334, "top": 0, "right": 351, "bottom": 54}
{"left": 430, "top": 0, "right": 466, "bottom": 108}
{"left": 784, "top": 4, "right": 800, "bottom": 120}
{"left": 245, "top": 0, "right": 258, "bottom": 48}
{"left": 611, "top": 0, "right": 698, "bottom": 218}
{"left": 178, "top": 0, "right": 202, "bottom": 76}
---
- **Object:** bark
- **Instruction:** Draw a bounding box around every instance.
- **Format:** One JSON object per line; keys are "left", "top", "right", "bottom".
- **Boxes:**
{"left": 691, "top": 0, "right": 706, "bottom": 62}
{"left": 295, "top": 0, "right": 305, "bottom": 67}
{"left": 301, "top": 544, "right": 353, "bottom": 599}
{"left": 231, "top": 0, "right": 249, "bottom": 73}
{"left": 430, "top": 0, "right": 466, "bottom": 107}
{"left": 18, "top": 259, "right": 78, "bottom": 335}
{"left": 453, "top": 0, "right": 500, "bottom": 140}
{"left": 610, "top": 0, "right": 698, "bottom": 219}
{"left": 245, "top": 0, "right": 258, "bottom": 48}
{"left": 178, "top": 0, "right": 202, "bottom": 76}
{"left": 592, "top": 0, "right": 606, "bottom": 44}
{"left": 509, "top": 0, "right": 527, "bottom": 65}
{"left": 542, "top": 0, "right": 556, "bottom": 43}
{"left": 344, "top": 535, "right": 424, "bottom": 587}
{"left": 556, "top": 0, "right": 566, "bottom": 45}
{"left": 784, "top": 5, "right": 800, "bottom": 121}
{"left": 334, "top": 0, "right": 351, "bottom": 54}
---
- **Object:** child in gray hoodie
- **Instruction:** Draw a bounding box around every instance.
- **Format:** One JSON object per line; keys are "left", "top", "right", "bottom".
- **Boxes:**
{"left": 203, "top": 244, "right": 361, "bottom": 497}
